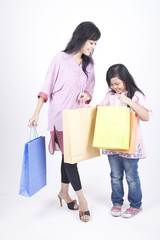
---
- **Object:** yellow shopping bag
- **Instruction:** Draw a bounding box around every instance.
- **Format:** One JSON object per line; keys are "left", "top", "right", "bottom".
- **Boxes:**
{"left": 63, "top": 107, "right": 100, "bottom": 164}
{"left": 108, "top": 112, "right": 137, "bottom": 153}
{"left": 93, "top": 106, "right": 130, "bottom": 150}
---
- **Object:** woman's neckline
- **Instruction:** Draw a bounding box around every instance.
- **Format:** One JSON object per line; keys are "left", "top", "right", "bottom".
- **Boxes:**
{"left": 71, "top": 53, "right": 82, "bottom": 67}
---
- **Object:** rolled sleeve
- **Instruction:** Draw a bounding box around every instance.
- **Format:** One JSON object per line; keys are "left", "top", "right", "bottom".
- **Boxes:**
{"left": 84, "top": 90, "right": 92, "bottom": 104}
{"left": 38, "top": 92, "right": 48, "bottom": 102}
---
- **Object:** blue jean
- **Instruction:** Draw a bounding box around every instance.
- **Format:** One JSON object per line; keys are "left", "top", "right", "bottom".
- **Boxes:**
{"left": 108, "top": 154, "right": 142, "bottom": 209}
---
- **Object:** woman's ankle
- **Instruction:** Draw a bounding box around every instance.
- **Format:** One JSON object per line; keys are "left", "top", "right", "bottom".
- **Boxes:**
{"left": 78, "top": 197, "right": 88, "bottom": 211}
{"left": 75, "top": 189, "right": 89, "bottom": 211}
{"left": 58, "top": 191, "right": 72, "bottom": 203}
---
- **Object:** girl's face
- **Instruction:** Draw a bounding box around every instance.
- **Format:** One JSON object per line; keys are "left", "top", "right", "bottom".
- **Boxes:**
{"left": 80, "top": 40, "right": 97, "bottom": 56}
{"left": 110, "top": 77, "right": 126, "bottom": 94}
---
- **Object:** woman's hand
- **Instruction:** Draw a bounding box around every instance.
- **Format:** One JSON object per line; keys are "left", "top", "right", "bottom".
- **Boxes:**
{"left": 28, "top": 114, "right": 39, "bottom": 127}
{"left": 78, "top": 92, "right": 88, "bottom": 103}
{"left": 28, "top": 97, "right": 45, "bottom": 127}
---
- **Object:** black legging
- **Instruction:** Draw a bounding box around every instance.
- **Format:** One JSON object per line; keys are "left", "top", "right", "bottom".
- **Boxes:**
{"left": 55, "top": 131, "right": 82, "bottom": 191}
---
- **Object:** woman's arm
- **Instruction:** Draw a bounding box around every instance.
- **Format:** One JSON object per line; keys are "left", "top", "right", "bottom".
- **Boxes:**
{"left": 28, "top": 97, "right": 45, "bottom": 127}
{"left": 118, "top": 95, "right": 149, "bottom": 121}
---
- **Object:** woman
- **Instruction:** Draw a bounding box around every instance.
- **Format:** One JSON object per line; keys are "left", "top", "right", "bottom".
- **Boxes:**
{"left": 28, "top": 21, "right": 101, "bottom": 222}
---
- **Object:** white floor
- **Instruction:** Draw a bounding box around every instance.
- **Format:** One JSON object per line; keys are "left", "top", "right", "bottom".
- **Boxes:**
{"left": 1, "top": 192, "right": 160, "bottom": 240}
{"left": 1, "top": 153, "right": 160, "bottom": 240}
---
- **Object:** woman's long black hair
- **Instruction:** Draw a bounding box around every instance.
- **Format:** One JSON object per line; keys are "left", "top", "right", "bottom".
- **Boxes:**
{"left": 106, "top": 64, "right": 144, "bottom": 99}
{"left": 63, "top": 21, "right": 101, "bottom": 75}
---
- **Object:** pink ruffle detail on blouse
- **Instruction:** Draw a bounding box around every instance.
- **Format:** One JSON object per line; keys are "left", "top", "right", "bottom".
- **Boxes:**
{"left": 49, "top": 129, "right": 64, "bottom": 155}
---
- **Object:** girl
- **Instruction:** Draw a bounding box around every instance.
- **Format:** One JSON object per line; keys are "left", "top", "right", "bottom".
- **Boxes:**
{"left": 28, "top": 21, "right": 101, "bottom": 222}
{"left": 98, "top": 64, "right": 152, "bottom": 218}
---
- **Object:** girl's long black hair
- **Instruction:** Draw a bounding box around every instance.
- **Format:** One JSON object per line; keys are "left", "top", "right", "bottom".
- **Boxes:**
{"left": 106, "top": 64, "right": 144, "bottom": 99}
{"left": 63, "top": 21, "right": 101, "bottom": 75}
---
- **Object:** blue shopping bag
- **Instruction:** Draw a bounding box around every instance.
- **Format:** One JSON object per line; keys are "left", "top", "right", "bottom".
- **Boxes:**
{"left": 19, "top": 127, "right": 47, "bottom": 197}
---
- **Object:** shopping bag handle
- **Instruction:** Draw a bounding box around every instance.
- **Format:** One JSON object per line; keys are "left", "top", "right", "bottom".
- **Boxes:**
{"left": 29, "top": 126, "right": 38, "bottom": 140}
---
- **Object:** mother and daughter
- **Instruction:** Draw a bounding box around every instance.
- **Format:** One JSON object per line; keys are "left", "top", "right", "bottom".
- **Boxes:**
{"left": 28, "top": 21, "right": 152, "bottom": 222}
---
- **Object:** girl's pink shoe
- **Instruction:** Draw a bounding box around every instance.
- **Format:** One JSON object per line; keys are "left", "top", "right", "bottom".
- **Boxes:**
{"left": 122, "top": 207, "right": 142, "bottom": 218}
{"left": 111, "top": 206, "right": 122, "bottom": 217}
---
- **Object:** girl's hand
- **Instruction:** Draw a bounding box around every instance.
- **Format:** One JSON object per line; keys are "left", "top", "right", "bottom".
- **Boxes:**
{"left": 28, "top": 114, "right": 39, "bottom": 127}
{"left": 118, "top": 94, "right": 131, "bottom": 105}
{"left": 78, "top": 92, "right": 88, "bottom": 103}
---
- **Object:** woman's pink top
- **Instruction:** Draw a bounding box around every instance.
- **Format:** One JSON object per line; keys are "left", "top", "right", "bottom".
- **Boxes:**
{"left": 98, "top": 91, "right": 152, "bottom": 159}
{"left": 38, "top": 52, "right": 95, "bottom": 154}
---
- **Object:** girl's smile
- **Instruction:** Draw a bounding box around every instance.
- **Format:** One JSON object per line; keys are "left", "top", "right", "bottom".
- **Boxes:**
{"left": 110, "top": 77, "right": 126, "bottom": 94}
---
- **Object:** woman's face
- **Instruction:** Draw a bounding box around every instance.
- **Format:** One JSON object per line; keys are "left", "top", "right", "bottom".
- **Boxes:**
{"left": 110, "top": 77, "right": 126, "bottom": 94}
{"left": 80, "top": 40, "right": 97, "bottom": 56}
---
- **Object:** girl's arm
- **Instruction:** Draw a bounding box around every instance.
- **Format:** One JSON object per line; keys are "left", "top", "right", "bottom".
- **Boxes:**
{"left": 28, "top": 97, "right": 45, "bottom": 127}
{"left": 118, "top": 95, "right": 149, "bottom": 121}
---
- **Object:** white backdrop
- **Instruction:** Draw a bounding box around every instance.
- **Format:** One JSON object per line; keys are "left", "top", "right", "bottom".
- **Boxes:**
{"left": 0, "top": 0, "right": 160, "bottom": 207}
